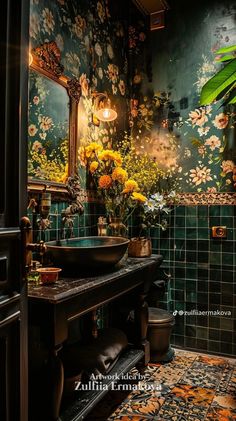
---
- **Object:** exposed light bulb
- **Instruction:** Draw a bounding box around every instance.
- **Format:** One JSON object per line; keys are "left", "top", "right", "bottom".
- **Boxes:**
{"left": 102, "top": 109, "right": 111, "bottom": 119}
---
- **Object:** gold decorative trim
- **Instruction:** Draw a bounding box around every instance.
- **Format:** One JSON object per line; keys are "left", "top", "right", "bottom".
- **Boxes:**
{"left": 32, "top": 41, "right": 64, "bottom": 77}
{"left": 67, "top": 78, "right": 82, "bottom": 103}
{"left": 78, "top": 191, "right": 236, "bottom": 205}
{"left": 175, "top": 192, "right": 236, "bottom": 206}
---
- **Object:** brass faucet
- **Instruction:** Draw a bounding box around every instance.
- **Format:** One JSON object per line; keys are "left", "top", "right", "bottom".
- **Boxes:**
{"left": 60, "top": 175, "right": 84, "bottom": 239}
{"left": 21, "top": 216, "right": 47, "bottom": 273}
{"left": 60, "top": 211, "right": 74, "bottom": 239}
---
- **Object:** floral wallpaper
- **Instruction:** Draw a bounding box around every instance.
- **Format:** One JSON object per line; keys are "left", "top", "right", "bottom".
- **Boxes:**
{"left": 29, "top": 0, "right": 131, "bottom": 184}
{"left": 29, "top": 0, "right": 236, "bottom": 193}
{"left": 129, "top": 0, "right": 236, "bottom": 193}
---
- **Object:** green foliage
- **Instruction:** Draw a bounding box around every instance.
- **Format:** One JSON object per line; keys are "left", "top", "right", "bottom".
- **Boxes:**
{"left": 200, "top": 45, "right": 236, "bottom": 106}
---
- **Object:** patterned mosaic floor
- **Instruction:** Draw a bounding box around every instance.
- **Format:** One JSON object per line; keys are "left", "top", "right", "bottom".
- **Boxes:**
{"left": 86, "top": 349, "right": 236, "bottom": 421}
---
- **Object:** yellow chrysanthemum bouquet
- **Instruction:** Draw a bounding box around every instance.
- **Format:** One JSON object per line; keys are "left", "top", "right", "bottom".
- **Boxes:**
{"left": 78, "top": 138, "right": 164, "bottom": 226}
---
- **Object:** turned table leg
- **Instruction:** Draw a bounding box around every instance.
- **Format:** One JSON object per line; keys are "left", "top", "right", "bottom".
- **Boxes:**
{"left": 48, "top": 348, "right": 64, "bottom": 420}
{"left": 134, "top": 293, "right": 150, "bottom": 365}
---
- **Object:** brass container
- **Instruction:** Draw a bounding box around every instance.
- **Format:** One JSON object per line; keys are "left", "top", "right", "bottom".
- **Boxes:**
{"left": 40, "top": 192, "right": 51, "bottom": 218}
{"left": 128, "top": 237, "right": 152, "bottom": 257}
{"left": 107, "top": 217, "right": 127, "bottom": 237}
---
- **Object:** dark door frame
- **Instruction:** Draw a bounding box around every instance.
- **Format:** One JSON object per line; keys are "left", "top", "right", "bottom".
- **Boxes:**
{"left": 1, "top": 0, "right": 30, "bottom": 420}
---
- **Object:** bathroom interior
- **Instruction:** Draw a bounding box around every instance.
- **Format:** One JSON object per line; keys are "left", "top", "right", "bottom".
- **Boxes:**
{"left": 1, "top": 0, "right": 236, "bottom": 420}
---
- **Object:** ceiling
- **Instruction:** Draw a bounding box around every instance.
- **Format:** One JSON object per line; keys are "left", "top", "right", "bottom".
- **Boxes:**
{"left": 132, "top": 0, "right": 169, "bottom": 15}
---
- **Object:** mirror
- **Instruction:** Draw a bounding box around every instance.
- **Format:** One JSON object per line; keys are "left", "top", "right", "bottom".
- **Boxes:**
{"left": 27, "top": 41, "right": 81, "bottom": 195}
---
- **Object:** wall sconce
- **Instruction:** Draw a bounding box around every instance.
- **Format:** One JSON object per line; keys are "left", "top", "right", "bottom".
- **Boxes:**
{"left": 92, "top": 92, "right": 117, "bottom": 124}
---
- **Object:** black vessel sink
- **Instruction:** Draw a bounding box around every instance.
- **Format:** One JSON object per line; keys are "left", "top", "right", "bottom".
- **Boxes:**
{"left": 46, "top": 236, "right": 129, "bottom": 269}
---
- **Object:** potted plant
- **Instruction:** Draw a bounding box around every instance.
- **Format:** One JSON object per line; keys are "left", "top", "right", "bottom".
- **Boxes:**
{"left": 200, "top": 44, "right": 236, "bottom": 106}
{"left": 128, "top": 191, "right": 175, "bottom": 257}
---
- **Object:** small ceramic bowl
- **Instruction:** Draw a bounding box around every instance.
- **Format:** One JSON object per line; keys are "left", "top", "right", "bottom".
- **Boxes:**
{"left": 36, "top": 267, "right": 62, "bottom": 284}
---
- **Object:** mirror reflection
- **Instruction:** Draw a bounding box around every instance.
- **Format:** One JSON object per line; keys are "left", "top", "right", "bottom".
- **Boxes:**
{"left": 28, "top": 69, "right": 69, "bottom": 184}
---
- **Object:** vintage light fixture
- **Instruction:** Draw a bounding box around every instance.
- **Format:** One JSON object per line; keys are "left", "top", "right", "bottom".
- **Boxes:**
{"left": 92, "top": 92, "right": 117, "bottom": 123}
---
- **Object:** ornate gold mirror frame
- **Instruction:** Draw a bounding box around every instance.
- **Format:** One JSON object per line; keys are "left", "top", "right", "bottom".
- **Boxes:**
{"left": 28, "top": 41, "right": 81, "bottom": 196}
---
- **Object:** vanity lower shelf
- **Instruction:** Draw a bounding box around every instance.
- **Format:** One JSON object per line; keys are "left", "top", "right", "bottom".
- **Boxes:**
{"left": 59, "top": 347, "right": 144, "bottom": 421}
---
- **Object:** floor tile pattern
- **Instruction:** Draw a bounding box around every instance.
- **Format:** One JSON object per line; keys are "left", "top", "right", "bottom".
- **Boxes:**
{"left": 86, "top": 349, "right": 236, "bottom": 421}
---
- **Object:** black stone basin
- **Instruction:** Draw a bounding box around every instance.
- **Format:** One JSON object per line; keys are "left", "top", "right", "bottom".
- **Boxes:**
{"left": 46, "top": 236, "right": 130, "bottom": 269}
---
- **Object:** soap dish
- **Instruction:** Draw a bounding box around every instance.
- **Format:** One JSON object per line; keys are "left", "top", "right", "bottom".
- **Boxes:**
{"left": 37, "top": 267, "right": 62, "bottom": 284}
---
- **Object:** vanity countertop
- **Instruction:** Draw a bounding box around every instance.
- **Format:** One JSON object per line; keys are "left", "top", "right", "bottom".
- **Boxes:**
{"left": 28, "top": 255, "right": 163, "bottom": 303}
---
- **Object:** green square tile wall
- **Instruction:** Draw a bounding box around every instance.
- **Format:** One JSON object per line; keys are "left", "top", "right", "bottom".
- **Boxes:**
{"left": 151, "top": 205, "right": 236, "bottom": 357}
{"left": 28, "top": 201, "right": 105, "bottom": 242}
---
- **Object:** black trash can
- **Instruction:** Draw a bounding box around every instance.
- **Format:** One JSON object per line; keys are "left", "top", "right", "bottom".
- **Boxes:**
{"left": 147, "top": 307, "right": 175, "bottom": 363}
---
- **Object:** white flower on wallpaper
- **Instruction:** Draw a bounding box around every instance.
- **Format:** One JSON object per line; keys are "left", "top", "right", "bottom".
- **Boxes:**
{"left": 184, "top": 98, "right": 235, "bottom": 191}
{"left": 97, "top": 1, "right": 106, "bottom": 23}
{"left": 188, "top": 108, "right": 208, "bottom": 127}
{"left": 197, "top": 126, "right": 210, "bottom": 136}
{"left": 84, "top": 35, "right": 90, "bottom": 52}
{"left": 221, "top": 160, "right": 235, "bottom": 175}
{"left": 198, "top": 145, "right": 207, "bottom": 158}
{"left": 28, "top": 124, "right": 38, "bottom": 137}
{"left": 107, "top": 44, "right": 114, "bottom": 59}
{"left": 106, "top": 64, "right": 119, "bottom": 83}
{"left": 30, "top": 13, "right": 40, "bottom": 39}
{"left": 189, "top": 165, "right": 212, "bottom": 186}
{"left": 64, "top": 52, "right": 81, "bottom": 77}
{"left": 112, "top": 84, "right": 118, "bottom": 95}
{"left": 79, "top": 73, "right": 89, "bottom": 97}
{"left": 33, "top": 96, "right": 39, "bottom": 105}
{"left": 62, "top": 15, "right": 72, "bottom": 26}
{"left": 39, "top": 132, "right": 47, "bottom": 140}
{"left": 38, "top": 115, "right": 53, "bottom": 131}
{"left": 213, "top": 113, "right": 229, "bottom": 129}
{"left": 205, "top": 135, "right": 221, "bottom": 151}
{"left": 55, "top": 34, "right": 64, "bottom": 51}
{"left": 32, "top": 141, "right": 42, "bottom": 152}
{"left": 118, "top": 80, "right": 126, "bottom": 96}
{"left": 184, "top": 148, "right": 191, "bottom": 158}
{"left": 97, "top": 67, "right": 103, "bottom": 80}
{"left": 194, "top": 54, "right": 218, "bottom": 93}
{"left": 72, "top": 15, "right": 86, "bottom": 39}
{"left": 42, "top": 8, "right": 55, "bottom": 34}
{"left": 207, "top": 186, "right": 217, "bottom": 193}
{"left": 95, "top": 42, "right": 103, "bottom": 58}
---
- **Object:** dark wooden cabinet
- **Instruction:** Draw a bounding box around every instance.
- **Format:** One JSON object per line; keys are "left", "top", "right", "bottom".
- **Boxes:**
{"left": 28, "top": 255, "right": 163, "bottom": 420}
{"left": 0, "top": 1, "right": 29, "bottom": 420}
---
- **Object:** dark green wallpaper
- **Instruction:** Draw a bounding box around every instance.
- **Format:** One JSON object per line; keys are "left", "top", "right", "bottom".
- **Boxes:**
{"left": 130, "top": 0, "right": 236, "bottom": 193}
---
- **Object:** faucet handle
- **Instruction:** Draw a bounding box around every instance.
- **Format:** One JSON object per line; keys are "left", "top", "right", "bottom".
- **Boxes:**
{"left": 27, "top": 240, "right": 47, "bottom": 255}
{"left": 39, "top": 240, "right": 47, "bottom": 255}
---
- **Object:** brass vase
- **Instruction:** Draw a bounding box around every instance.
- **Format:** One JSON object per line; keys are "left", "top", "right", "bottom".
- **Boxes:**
{"left": 107, "top": 217, "right": 127, "bottom": 237}
{"left": 128, "top": 237, "right": 152, "bottom": 257}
